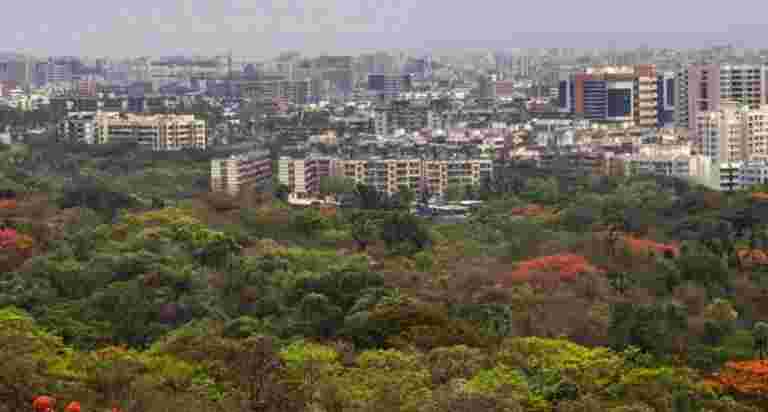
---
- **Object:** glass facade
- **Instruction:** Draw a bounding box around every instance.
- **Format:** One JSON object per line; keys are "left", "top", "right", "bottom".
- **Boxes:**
{"left": 607, "top": 89, "right": 632, "bottom": 117}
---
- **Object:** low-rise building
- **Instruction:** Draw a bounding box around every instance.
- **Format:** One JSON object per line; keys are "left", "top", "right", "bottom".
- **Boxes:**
{"left": 625, "top": 153, "right": 713, "bottom": 186}
{"left": 278, "top": 155, "right": 335, "bottom": 198}
{"left": 58, "top": 112, "right": 207, "bottom": 150}
{"left": 210, "top": 149, "right": 272, "bottom": 196}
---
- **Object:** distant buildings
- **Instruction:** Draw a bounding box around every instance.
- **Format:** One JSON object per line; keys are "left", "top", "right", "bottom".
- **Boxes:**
{"left": 58, "top": 112, "right": 207, "bottom": 150}
{"left": 210, "top": 149, "right": 272, "bottom": 196}
{"left": 374, "top": 100, "right": 431, "bottom": 136}
{"left": 240, "top": 79, "right": 316, "bottom": 104}
{"left": 367, "top": 74, "right": 412, "bottom": 100}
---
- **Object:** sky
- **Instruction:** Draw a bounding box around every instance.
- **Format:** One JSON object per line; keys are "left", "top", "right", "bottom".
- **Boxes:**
{"left": 4, "top": 0, "right": 768, "bottom": 58}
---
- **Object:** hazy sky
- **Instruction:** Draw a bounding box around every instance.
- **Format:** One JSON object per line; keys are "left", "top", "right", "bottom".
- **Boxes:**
{"left": 5, "top": 0, "right": 768, "bottom": 57}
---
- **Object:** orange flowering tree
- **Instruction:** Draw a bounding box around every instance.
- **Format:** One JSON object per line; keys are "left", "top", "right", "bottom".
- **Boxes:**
{"left": 622, "top": 236, "right": 679, "bottom": 258}
{"left": 0, "top": 198, "right": 17, "bottom": 210}
{"left": 707, "top": 360, "right": 768, "bottom": 398}
{"left": 501, "top": 254, "right": 601, "bottom": 288}
{"left": 0, "top": 228, "right": 35, "bottom": 271}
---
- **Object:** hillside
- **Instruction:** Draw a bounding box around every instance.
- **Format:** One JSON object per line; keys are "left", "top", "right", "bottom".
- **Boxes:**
{"left": 4, "top": 141, "right": 768, "bottom": 411}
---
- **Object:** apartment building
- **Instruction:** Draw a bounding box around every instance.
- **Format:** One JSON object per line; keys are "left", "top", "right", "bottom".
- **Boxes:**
{"left": 633, "top": 65, "right": 659, "bottom": 128}
{"left": 210, "top": 149, "right": 272, "bottom": 196}
{"left": 373, "top": 100, "right": 431, "bottom": 136}
{"left": 335, "top": 157, "right": 492, "bottom": 198}
{"left": 625, "top": 153, "right": 713, "bottom": 186}
{"left": 240, "top": 79, "right": 315, "bottom": 104}
{"left": 696, "top": 101, "right": 768, "bottom": 162}
{"left": 58, "top": 112, "right": 207, "bottom": 150}
{"left": 678, "top": 64, "right": 767, "bottom": 134}
{"left": 337, "top": 158, "right": 423, "bottom": 195}
{"left": 277, "top": 156, "right": 335, "bottom": 198}
{"left": 367, "top": 74, "right": 412, "bottom": 100}
{"left": 422, "top": 158, "right": 493, "bottom": 198}
{"left": 738, "top": 157, "right": 768, "bottom": 189}
{"left": 657, "top": 72, "right": 676, "bottom": 127}
{"left": 537, "top": 151, "right": 618, "bottom": 176}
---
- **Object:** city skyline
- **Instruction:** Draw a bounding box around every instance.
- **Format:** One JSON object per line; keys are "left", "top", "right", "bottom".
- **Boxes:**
{"left": 3, "top": 0, "right": 768, "bottom": 58}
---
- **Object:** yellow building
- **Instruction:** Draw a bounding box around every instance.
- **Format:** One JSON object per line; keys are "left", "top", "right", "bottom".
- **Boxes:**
{"left": 335, "top": 157, "right": 492, "bottom": 198}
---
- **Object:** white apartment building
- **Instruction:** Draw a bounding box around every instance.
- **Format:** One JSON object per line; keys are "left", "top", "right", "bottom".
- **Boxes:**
{"left": 58, "top": 112, "right": 207, "bottom": 150}
{"left": 697, "top": 102, "right": 768, "bottom": 163}
{"left": 336, "top": 157, "right": 493, "bottom": 198}
{"left": 626, "top": 153, "right": 714, "bottom": 187}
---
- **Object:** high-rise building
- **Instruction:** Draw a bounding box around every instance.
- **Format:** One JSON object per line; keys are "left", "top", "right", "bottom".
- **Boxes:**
{"left": 677, "top": 64, "right": 767, "bottom": 135}
{"left": 0, "top": 57, "right": 33, "bottom": 87}
{"left": 657, "top": 72, "right": 676, "bottom": 127}
{"left": 558, "top": 65, "right": 657, "bottom": 127}
{"left": 74, "top": 79, "right": 97, "bottom": 97}
{"left": 367, "top": 74, "right": 412, "bottom": 100}
{"left": 696, "top": 101, "right": 768, "bottom": 162}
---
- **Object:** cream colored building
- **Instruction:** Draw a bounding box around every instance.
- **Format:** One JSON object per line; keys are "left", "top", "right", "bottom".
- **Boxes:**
{"left": 59, "top": 112, "right": 207, "bottom": 151}
{"left": 697, "top": 101, "right": 768, "bottom": 163}
{"left": 335, "top": 157, "right": 493, "bottom": 198}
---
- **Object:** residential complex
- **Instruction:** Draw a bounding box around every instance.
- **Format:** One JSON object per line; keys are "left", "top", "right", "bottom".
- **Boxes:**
{"left": 58, "top": 112, "right": 207, "bottom": 150}
{"left": 210, "top": 149, "right": 272, "bottom": 196}
{"left": 278, "top": 155, "right": 492, "bottom": 199}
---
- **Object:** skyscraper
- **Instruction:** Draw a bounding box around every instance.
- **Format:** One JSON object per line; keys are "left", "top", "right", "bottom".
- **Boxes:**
{"left": 558, "top": 65, "right": 657, "bottom": 127}
{"left": 677, "top": 64, "right": 767, "bottom": 136}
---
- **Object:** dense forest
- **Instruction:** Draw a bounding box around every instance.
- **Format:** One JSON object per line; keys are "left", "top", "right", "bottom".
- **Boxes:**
{"left": 5, "top": 140, "right": 768, "bottom": 411}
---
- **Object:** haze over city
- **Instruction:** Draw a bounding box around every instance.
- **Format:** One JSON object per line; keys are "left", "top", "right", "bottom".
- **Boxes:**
{"left": 4, "top": 0, "right": 768, "bottom": 57}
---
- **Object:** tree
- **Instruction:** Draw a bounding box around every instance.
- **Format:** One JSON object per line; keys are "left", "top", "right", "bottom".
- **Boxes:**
{"left": 380, "top": 212, "right": 431, "bottom": 255}
{"left": 501, "top": 254, "right": 601, "bottom": 287}
{"left": 346, "top": 210, "right": 381, "bottom": 252}
{"left": 354, "top": 184, "right": 390, "bottom": 210}
{"left": 606, "top": 271, "right": 634, "bottom": 296}
{"left": 292, "top": 208, "right": 330, "bottom": 238}
{"left": 444, "top": 184, "right": 464, "bottom": 202}
{"left": 319, "top": 176, "right": 354, "bottom": 198}
{"left": 395, "top": 185, "right": 416, "bottom": 209}
{"left": 0, "top": 308, "right": 68, "bottom": 411}
{"left": 274, "top": 184, "right": 290, "bottom": 202}
{"left": 754, "top": 322, "right": 768, "bottom": 360}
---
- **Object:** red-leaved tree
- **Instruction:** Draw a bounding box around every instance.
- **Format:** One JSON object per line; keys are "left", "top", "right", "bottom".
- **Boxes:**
{"left": 500, "top": 253, "right": 601, "bottom": 288}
